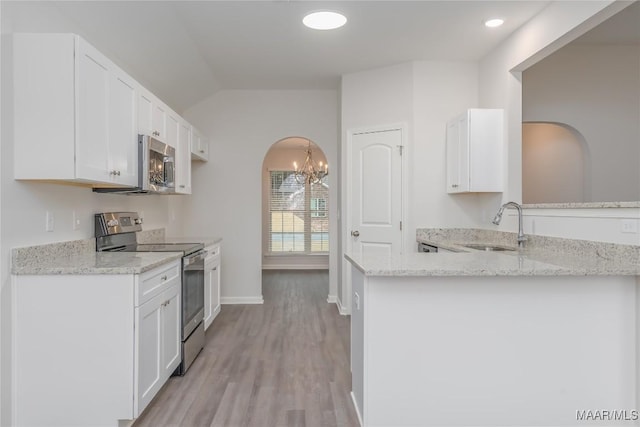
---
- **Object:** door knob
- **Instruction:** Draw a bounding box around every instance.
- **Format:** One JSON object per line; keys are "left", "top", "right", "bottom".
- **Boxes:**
{"left": 351, "top": 230, "right": 360, "bottom": 237}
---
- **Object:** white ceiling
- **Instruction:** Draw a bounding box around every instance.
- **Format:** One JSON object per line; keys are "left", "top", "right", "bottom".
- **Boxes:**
{"left": 5, "top": 0, "right": 557, "bottom": 113}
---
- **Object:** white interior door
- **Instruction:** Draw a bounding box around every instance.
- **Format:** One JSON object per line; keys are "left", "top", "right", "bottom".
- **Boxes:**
{"left": 350, "top": 129, "right": 403, "bottom": 257}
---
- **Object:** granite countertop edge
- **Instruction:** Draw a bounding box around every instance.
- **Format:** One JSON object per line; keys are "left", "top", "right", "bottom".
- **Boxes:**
{"left": 11, "top": 252, "right": 183, "bottom": 276}
{"left": 346, "top": 228, "right": 640, "bottom": 277}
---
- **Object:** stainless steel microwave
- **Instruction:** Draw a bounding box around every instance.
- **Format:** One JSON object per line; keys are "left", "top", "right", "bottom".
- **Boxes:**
{"left": 141, "top": 135, "right": 175, "bottom": 193}
{"left": 94, "top": 135, "right": 175, "bottom": 194}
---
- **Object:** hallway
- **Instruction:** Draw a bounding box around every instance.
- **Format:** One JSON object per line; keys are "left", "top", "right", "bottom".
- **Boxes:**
{"left": 134, "top": 270, "right": 358, "bottom": 427}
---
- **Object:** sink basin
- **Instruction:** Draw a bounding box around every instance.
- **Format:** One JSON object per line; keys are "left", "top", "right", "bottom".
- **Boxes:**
{"left": 460, "top": 243, "right": 517, "bottom": 252}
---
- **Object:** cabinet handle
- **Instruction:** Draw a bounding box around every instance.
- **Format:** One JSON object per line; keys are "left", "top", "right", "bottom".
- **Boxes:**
{"left": 213, "top": 267, "right": 217, "bottom": 271}
{"left": 452, "top": 184, "right": 458, "bottom": 188}
{"left": 161, "top": 275, "right": 168, "bottom": 281}
{"left": 199, "top": 150, "right": 204, "bottom": 153}
{"left": 179, "top": 185, "right": 185, "bottom": 188}
{"left": 116, "top": 170, "right": 121, "bottom": 176}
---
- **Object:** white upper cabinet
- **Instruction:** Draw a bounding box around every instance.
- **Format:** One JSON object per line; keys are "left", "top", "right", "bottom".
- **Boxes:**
{"left": 175, "top": 120, "right": 192, "bottom": 194}
{"left": 14, "top": 32, "right": 202, "bottom": 191}
{"left": 139, "top": 88, "right": 169, "bottom": 143}
{"left": 138, "top": 89, "right": 154, "bottom": 137}
{"left": 13, "top": 33, "right": 137, "bottom": 187}
{"left": 165, "top": 112, "right": 179, "bottom": 149}
{"left": 446, "top": 108, "right": 503, "bottom": 193}
{"left": 191, "top": 126, "right": 209, "bottom": 161}
{"left": 108, "top": 71, "right": 138, "bottom": 185}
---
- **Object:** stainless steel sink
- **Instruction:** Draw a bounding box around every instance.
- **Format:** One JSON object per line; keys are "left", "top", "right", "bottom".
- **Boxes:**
{"left": 460, "top": 243, "right": 517, "bottom": 252}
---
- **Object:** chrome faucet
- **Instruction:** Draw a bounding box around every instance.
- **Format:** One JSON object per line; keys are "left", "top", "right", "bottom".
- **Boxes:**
{"left": 492, "top": 201, "right": 527, "bottom": 248}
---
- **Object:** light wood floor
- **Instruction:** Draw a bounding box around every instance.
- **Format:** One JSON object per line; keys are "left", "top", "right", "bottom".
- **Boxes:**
{"left": 134, "top": 270, "right": 359, "bottom": 427}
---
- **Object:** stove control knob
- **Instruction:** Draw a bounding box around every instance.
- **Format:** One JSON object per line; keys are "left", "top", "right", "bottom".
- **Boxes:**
{"left": 107, "top": 219, "right": 119, "bottom": 227}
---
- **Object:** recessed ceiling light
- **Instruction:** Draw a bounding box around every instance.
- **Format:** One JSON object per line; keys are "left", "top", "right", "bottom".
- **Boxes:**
{"left": 303, "top": 11, "right": 347, "bottom": 30}
{"left": 484, "top": 18, "right": 505, "bottom": 28}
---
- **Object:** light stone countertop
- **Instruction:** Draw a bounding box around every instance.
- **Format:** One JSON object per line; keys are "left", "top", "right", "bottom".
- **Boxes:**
{"left": 164, "top": 236, "right": 222, "bottom": 247}
{"left": 12, "top": 251, "right": 182, "bottom": 275}
{"left": 345, "top": 228, "right": 640, "bottom": 277}
{"left": 11, "top": 231, "right": 221, "bottom": 276}
{"left": 137, "top": 229, "right": 222, "bottom": 247}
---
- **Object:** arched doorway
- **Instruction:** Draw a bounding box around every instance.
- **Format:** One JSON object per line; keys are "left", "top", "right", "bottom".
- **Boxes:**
{"left": 522, "top": 122, "right": 591, "bottom": 204}
{"left": 261, "top": 137, "right": 330, "bottom": 272}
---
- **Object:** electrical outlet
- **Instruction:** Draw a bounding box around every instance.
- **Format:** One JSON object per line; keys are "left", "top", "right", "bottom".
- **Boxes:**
{"left": 621, "top": 219, "right": 638, "bottom": 234}
{"left": 45, "top": 211, "right": 54, "bottom": 232}
{"left": 72, "top": 211, "right": 81, "bottom": 231}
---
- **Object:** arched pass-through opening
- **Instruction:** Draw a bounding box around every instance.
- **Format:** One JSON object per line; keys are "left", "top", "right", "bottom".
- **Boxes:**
{"left": 261, "top": 137, "right": 330, "bottom": 277}
{"left": 522, "top": 121, "right": 591, "bottom": 204}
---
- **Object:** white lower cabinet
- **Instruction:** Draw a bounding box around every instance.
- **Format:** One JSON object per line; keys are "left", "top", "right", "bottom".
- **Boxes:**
{"left": 135, "top": 281, "right": 181, "bottom": 415}
{"left": 204, "top": 243, "right": 221, "bottom": 330}
{"left": 11, "top": 259, "right": 181, "bottom": 426}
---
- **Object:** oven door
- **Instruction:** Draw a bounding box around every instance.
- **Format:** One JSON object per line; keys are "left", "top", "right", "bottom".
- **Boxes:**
{"left": 182, "top": 250, "right": 205, "bottom": 338}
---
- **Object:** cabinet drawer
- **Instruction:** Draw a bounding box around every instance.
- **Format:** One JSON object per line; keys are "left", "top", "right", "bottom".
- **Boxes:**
{"left": 136, "top": 260, "right": 181, "bottom": 306}
{"left": 204, "top": 244, "right": 221, "bottom": 260}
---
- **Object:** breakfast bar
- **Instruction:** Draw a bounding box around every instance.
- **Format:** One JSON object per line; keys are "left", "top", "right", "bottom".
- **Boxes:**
{"left": 346, "top": 230, "right": 640, "bottom": 427}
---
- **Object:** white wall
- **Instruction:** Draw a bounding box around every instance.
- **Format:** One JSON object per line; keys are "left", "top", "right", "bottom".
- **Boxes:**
{"left": 0, "top": 5, "right": 174, "bottom": 425}
{"left": 261, "top": 142, "right": 329, "bottom": 269}
{"left": 180, "top": 90, "right": 339, "bottom": 304}
{"left": 478, "top": 0, "right": 639, "bottom": 244}
{"left": 523, "top": 44, "right": 640, "bottom": 203}
{"left": 340, "top": 61, "right": 481, "bottom": 311}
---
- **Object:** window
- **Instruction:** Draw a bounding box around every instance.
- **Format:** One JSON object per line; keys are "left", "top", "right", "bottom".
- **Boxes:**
{"left": 311, "top": 198, "right": 327, "bottom": 217}
{"left": 269, "top": 171, "right": 329, "bottom": 253}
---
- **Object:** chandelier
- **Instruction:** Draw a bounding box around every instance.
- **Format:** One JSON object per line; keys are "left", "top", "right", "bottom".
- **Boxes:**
{"left": 293, "top": 140, "right": 328, "bottom": 185}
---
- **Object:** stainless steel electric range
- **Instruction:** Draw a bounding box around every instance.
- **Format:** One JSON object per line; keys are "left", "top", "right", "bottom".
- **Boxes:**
{"left": 95, "top": 212, "right": 205, "bottom": 375}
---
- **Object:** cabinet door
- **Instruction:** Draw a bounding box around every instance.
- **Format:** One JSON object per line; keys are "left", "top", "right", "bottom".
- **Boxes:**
{"left": 161, "top": 283, "right": 181, "bottom": 379}
{"left": 204, "top": 256, "right": 220, "bottom": 330}
{"left": 203, "top": 258, "right": 213, "bottom": 330}
{"left": 152, "top": 103, "right": 166, "bottom": 141}
{"left": 446, "top": 114, "right": 470, "bottom": 193}
{"left": 212, "top": 262, "right": 221, "bottom": 320}
{"left": 165, "top": 113, "right": 179, "bottom": 149}
{"left": 446, "top": 120, "right": 460, "bottom": 192}
{"left": 175, "top": 122, "right": 192, "bottom": 194}
{"left": 135, "top": 292, "right": 163, "bottom": 416}
{"left": 457, "top": 115, "right": 470, "bottom": 192}
{"left": 108, "top": 70, "right": 138, "bottom": 186}
{"left": 76, "top": 39, "right": 110, "bottom": 182}
{"left": 190, "top": 128, "right": 209, "bottom": 161}
{"left": 138, "top": 90, "right": 153, "bottom": 137}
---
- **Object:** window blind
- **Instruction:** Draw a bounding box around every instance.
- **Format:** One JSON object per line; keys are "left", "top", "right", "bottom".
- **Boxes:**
{"left": 268, "top": 170, "right": 329, "bottom": 254}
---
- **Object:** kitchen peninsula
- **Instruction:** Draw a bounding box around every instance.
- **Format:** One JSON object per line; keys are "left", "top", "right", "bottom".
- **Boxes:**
{"left": 346, "top": 229, "right": 640, "bottom": 427}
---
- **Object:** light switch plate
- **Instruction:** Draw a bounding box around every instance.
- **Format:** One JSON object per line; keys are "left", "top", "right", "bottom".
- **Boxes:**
{"left": 45, "top": 211, "right": 54, "bottom": 232}
{"left": 72, "top": 211, "right": 81, "bottom": 231}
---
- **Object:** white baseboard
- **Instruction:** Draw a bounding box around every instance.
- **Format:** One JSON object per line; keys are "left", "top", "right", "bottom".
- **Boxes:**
{"left": 262, "top": 265, "right": 329, "bottom": 270}
{"left": 221, "top": 296, "right": 264, "bottom": 305}
{"left": 336, "top": 298, "right": 350, "bottom": 315}
{"left": 327, "top": 294, "right": 337, "bottom": 304}
{"left": 350, "top": 391, "right": 363, "bottom": 427}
